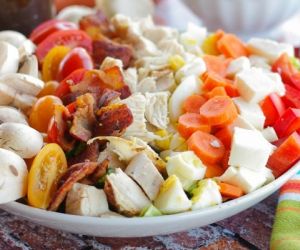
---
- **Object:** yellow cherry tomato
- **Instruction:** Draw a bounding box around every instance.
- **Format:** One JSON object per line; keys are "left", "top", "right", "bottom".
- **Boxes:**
{"left": 37, "top": 81, "right": 59, "bottom": 98}
{"left": 29, "top": 95, "right": 62, "bottom": 133}
{"left": 28, "top": 143, "right": 67, "bottom": 209}
{"left": 42, "top": 46, "right": 70, "bottom": 82}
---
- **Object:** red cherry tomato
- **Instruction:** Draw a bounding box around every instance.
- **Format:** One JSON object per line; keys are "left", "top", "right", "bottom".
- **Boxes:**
{"left": 30, "top": 20, "right": 78, "bottom": 45}
{"left": 55, "top": 68, "right": 87, "bottom": 98}
{"left": 36, "top": 30, "right": 92, "bottom": 63}
{"left": 58, "top": 47, "right": 93, "bottom": 81}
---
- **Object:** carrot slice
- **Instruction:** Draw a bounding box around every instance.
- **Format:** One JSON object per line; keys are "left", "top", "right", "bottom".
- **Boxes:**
{"left": 202, "top": 72, "right": 239, "bottom": 97}
{"left": 214, "top": 125, "right": 234, "bottom": 149}
{"left": 183, "top": 94, "right": 207, "bottom": 113}
{"left": 187, "top": 130, "right": 225, "bottom": 164}
{"left": 200, "top": 96, "right": 238, "bottom": 126}
{"left": 205, "top": 86, "right": 228, "bottom": 99}
{"left": 203, "top": 55, "right": 230, "bottom": 77}
{"left": 219, "top": 182, "right": 243, "bottom": 199}
{"left": 205, "top": 164, "right": 225, "bottom": 178}
{"left": 221, "top": 150, "right": 230, "bottom": 170}
{"left": 178, "top": 113, "right": 211, "bottom": 139}
{"left": 217, "top": 34, "right": 248, "bottom": 58}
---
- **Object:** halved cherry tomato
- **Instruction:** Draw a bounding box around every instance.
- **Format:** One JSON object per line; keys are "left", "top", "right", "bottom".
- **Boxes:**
{"left": 274, "top": 108, "right": 300, "bottom": 138}
{"left": 36, "top": 30, "right": 92, "bottom": 62}
{"left": 260, "top": 93, "right": 286, "bottom": 127}
{"left": 37, "top": 81, "right": 60, "bottom": 98}
{"left": 58, "top": 47, "right": 93, "bottom": 81}
{"left": 55, "top": 68, "right": 87, "bottom": 98}
{"left": 28, "top": 143, "right": 68, "bottom": 209}
{"left": 42, "top": 46, "right": 70, "bottom": 82}
{"left": 30, "top": 19, "right": 78, "bottom": 45}
{"left": 29, "top": 95, "right": 63, "bottom": 133}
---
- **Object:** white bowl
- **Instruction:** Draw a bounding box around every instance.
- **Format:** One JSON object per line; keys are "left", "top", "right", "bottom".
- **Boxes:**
{"left": 1, "top": 161, "right": 299, "bottom": 237}
{"left": 182, "top": 0, "right": 300, "bottom": 36}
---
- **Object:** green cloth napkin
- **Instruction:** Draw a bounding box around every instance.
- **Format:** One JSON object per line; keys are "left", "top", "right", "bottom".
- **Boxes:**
{"left": 271, "top": 171, "right": 300, "bottom": 250}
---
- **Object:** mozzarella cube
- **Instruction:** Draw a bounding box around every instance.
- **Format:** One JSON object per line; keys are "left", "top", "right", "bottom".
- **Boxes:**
{"left": 248, "top": 55, "right": 271, "bottom": 71}
{"left": 166, "top": 151, "right": 206, "bottom": 190}
{"left": 125, "top": 153, "right": 164, "bottom": 200}
{"left": 232, "top": 115, "right": 256, "bottom": 130}
{"left": 191, "top": 179, "right": 222, "bottom": 210}
{"left": 219, "top": 166, "right": 267, "bottom": 194}
{"left": 175, "top": 57, "right": 206, "bottom": 82}
{"left": 66, "top": 183, "right": 109, "bottom": 216}
{"left": 262, "top": 127, "right": 278, "bottom": 143}
{"left": 226, "top": 56, "right": 251, "bottom": 78}
{"left": 233, "top": 97, "right": 265, "bottom": 130}
{"left": 154, "top": 175, "right": 191, "bottom": 214}
{"left": 247, "top": 38, "right": 294, "bottom": 63}
{"left": 236, "top": 67, "right": 274, "bottom": 103}
{"left": 266, "top": 72, "right": 286, "bottom": 97}
{"left": 259, "top": 167, "right": 275, "bottom": 184}
{"left": 229, "top": 127, "right": 273, "bottom": 171}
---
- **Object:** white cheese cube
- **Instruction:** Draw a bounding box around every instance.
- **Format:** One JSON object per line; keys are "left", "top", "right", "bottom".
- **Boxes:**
{"left": 248, "top": 55, "right": 271, "bottom": 71}
{"left": 247, "top": 38, "right": 294, "bottom": 63}
{"left": 175, "top": 57, "right": 206, "bottom": 83}
{"left": 233, "top": 97, "right": 265, "bottom": 130}
{"left": 169, "top": 75, "right": 203, "bottom": 122}
{"left": 166, "top": 151, "right": 206, "bottom": 190}
{"left": 232, "top": 115, "right": 256, "bottom": 130}
{"left": 226, "top": 56, "right": 251, "bottom": 78}
{"left": 262, "top": 127, "right": 278, "bottom": 143}
{"left": 266, "top": 72, "right": 286, "bottom": 97}
{"left": 66, "top": 183, "right": 109, "bottom": 216}
{"left": 125, "top": 152, "right": 164, "bottom": 200}
{"left": 259, "top": 167, "right": 275, "bottom": 184}
{"left": 219, "top": 166, "right": 267, "bottom": 194}
{"left": 229, "top": 127, "right": 273, "bottom": 171}
{"left": 154, "top": 175, "right": 191, "bottom": 214}
{"left": 236, "top": 67, "right": 274, "bottom": 103}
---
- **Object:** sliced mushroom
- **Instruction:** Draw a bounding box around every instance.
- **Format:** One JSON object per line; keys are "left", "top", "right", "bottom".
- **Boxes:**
{"left": 0, "top": 122, "right": 43, "bottom": 158}
{"left": 104, "top": 168, "right": 151, "bottom": 216}
{"left": 0, "top": 106, "right": 28, "bottom": 125}
{"left": 48, "top": 161, "right": 99, "bottom": 211}
{"left": 0, "top": 31, "right": 26, "bottom": 48}
{"left": 66, "top": 183, "right": 109, "bottom": 216}
{"left": 19, "top": 55, "right": 39, "bottom": 78}
{"left": 125, "top": 152, "right": 164, "bottom": 200}
{"left": 0, "top": 148, "right": 28, "bottom": 203}
{"left": 0, "top": 83, "right": 16, "bottom": 105}
{"left": 12, "top": 93, "right": 37, "bottom": 112}
{"left": 18, "top": 39, "right": 36, "bottom": 63}
{"left": 0, "top": 73, "right": 44, "bottom": 96}
{"left": 0, "top": 41, "right": 20, "bottom": 74}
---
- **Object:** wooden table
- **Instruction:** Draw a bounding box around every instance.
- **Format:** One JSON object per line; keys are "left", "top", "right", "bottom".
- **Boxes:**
{"left": 0, "top": 193, "right": 277, "bottom": 250}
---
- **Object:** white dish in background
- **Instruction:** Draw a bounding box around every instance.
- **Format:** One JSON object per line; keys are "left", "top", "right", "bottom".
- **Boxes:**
{"left": 1, "top": 161, "right": 299, "bottom": 237}
{"left": 182, "top": 0, "right": 300, "bottom": 37}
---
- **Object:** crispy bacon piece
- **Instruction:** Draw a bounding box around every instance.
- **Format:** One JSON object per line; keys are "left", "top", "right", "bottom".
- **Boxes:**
{"left": 79, "top": 10, "right": 114, "bottom": 39}
{"left": 98, "top": 88, "right": 121, "bottom": 107}
{"left": 68, "top": 141, "right": 100, "bottom": 166}
{"left": 95, "top": 103, "right": 133, "bottom": 136}
{"left": 92, "top": 39, "right": 133, "bottom": 68}
{"left": 89, "top": 159, "right": 109, "bottom": 183}
{"left": 48, "top": 161, "right": 99, "bottom": 211}
{"left": 70, "top": 93, "right": 97, "bottom": 142}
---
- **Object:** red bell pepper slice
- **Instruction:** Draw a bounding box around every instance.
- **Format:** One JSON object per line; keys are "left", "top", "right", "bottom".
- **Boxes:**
{"left": 273, "top": 108, "right": 300, "bottom": 138}
{"left": 267, "top": 132, "right": 300, "bottom": 177}
{"left": 272, "top": 53, "right": 297, "bottom": 86}
{"left": 282, "top": 84, "right": 300, "bottom": 108}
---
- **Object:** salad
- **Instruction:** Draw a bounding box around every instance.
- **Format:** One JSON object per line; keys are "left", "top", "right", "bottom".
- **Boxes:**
{"left": 0, "top": 8, "right": 299, "bottom": 218}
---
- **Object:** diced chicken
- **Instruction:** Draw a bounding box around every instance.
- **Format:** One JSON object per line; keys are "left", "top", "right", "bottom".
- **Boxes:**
{"left": 154, "top": 175, "right": 191, "bottom": 214}
{"left": 123, "top": 67, "right": 138, "bottom": 93}
{"left": 236, "top": 67, "right": 275, "bottom": 103}
{"left": 158, "top": 39, "right": 185, "bottom": 56}
{"left": 137, "top": 77, "right": 156, "bottom": 93}
{"left": 152, "top": 70, "right": 176, "bottom": 92}
{"left": 66, "top": 183, "right": 109, "bottom": 216}
{"left": 135, "top": 55, "right": 169, "bottom": 71}
{"left": 247, "top": 38, "right": 294, "bottom": 63}
{"left": 191, "top": 179, "right": 222, "bottom": 210}
{"left": 233, "top": 97, "right": 265, "bottom": 130}
{"left": 125, "top": 152, "right": 164, "bottom": 200}
{"left": 104, "top": 168, "right": 151, "bottom": 216}
{"left": 97, "top": 147, "right": 126, "bottom": 169}
{"left": 121, "top": 93, "right": 156, "bottom": 141}
{"left": 229, "top": 127, "right": 273, "bottom": 172}
{"left": 143, "top": 25, "right": 178, "bottom": 44}
{"left": 219, "top": 166, "right": 267, "bottom": 194}
{"left": 262, "top": 127, "right": 278, "bottom": 143}
{"left": 266, "top": 72, "right": 286, "bottom": 97}
{"left": 166, "top": 151, "right": 206, "bottom": 190}
{"left": 145, "top": 91, "right": 170, "bottom": 129}
{"left": 226, "top": 56, "right": 251, "bottom": 78}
